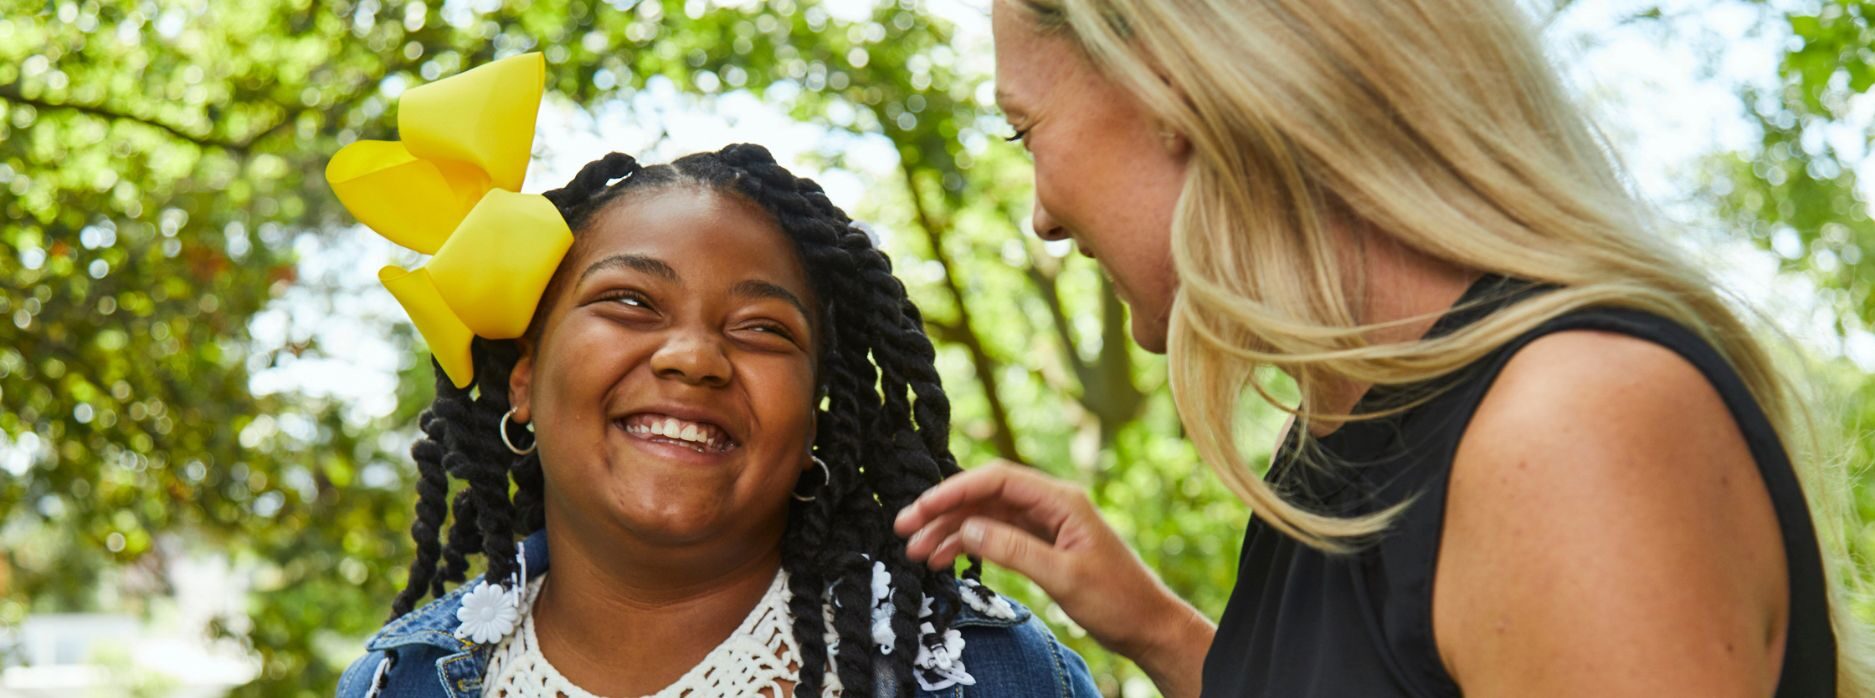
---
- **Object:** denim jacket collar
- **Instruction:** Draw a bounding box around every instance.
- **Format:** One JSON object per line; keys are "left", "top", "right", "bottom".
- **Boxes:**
{"left": 367, "top": 529, "right": 553, "bottom": 656}
{"left": 358, "top": 530, "right": 1030, "bottom": 698}
{"left": 357, "top": 530, "right": 551, "bottom": 698}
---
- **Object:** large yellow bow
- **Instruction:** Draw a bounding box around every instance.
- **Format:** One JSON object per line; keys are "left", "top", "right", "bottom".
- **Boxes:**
{"left": 325, "top": 53, "right": 571, "bottom": 389}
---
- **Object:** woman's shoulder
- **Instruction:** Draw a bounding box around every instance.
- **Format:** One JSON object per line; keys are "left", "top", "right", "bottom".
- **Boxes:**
{"left": 1434, "top": 317, "right": 1801, "bottom": 694}
{"left": 936, "top": 580, "right": 1101, "bottom": 697}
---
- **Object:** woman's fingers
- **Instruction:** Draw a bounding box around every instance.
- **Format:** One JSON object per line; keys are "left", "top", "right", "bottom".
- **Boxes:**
{"left": 953, "top": 516, "right": 1070, "bottom": 590}
{"left": 894, "top": 460, "right": 1076, "bottom": 536}
{"left": 893, "top": 465, "right": 1005, "bottom": 535}
{"left": 904, "top": 499, "right": 1060, "bottom": 562}
{"left": 904, "top": 508, "right": 975, "bottom": 561}
{"left": 899, "top": 460, "right": 1209, "bottom": 679}
{"left": 921, "top": 530, "right": 969, "bottom": 569}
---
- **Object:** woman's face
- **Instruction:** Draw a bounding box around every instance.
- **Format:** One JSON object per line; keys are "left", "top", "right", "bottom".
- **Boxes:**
{"left": 991, "top": 3, "right": 1189, "bottom": 353}
{"left": 510, "top": 186, "right": 819, "bottom": 549}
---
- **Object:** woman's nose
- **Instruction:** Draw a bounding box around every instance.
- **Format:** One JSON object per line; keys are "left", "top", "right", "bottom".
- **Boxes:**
{"left": 1030, "top": 194, "right": 1069, "bottom": 242}
{"left": 649, "top": 331, "right": 732, "bottom": 388}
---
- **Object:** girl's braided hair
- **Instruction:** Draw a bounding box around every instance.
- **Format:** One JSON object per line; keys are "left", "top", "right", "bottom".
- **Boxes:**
{"left": 388, "top": 144, "right": 995, "bottom": 695}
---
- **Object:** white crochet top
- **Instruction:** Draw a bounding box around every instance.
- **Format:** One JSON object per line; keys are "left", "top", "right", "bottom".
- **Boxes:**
{"left": 482, "top": 571, "right": 836, "bottom": 698}
{"left": 475, "top": 559, "right": 997, "bottom": 697}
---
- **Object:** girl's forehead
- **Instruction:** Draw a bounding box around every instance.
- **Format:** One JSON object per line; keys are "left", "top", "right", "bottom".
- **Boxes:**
{"left": 578, "top": 187, "right": 777, "bottom": 254}
{"left": 567, "top": 186, "right": 815, "bottom": 295}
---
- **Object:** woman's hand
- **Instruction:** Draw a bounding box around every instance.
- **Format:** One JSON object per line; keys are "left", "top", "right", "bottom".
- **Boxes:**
{"left": 894, "top": 461, "right": 1214, "bottom": 698}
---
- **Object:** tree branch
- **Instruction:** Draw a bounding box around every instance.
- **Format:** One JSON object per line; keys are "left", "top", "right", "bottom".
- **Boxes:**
{"left": 1021, "top": 253, "right": 1144, "bottom": 447}
{"left": 1, "top": 54, "right": 410, "bottom": 157}
{"left": 1024, "top": 263, "right": 1096, "bottom": 392}
{"left": 0, "top": 83, "right": 253, "bottom": 153}
{"left": 1091, "top": 277, "right": 1144, "bottom": 446}
{"left": 895, "top": 156, "right": 1027, "bottom": 465}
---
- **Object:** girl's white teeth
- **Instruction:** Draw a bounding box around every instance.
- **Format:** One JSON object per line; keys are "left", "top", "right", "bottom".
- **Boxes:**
{"left": 626, "top": 414, "right": 728, "bottom": 451}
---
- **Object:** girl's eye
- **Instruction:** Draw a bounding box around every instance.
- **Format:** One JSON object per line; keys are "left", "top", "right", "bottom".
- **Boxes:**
{"left": 1003, "top": 127, "right": 1030, "bottom": 144}
{"left": 599, "top": 290, "right": 652, "bottom": 308}
{"left": 749, "top": 323, "right": 796, "bottom": 340}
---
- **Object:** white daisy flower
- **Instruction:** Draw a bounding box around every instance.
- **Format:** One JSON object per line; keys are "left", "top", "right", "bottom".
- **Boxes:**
{"left": 454, "top": 581, "right": 519, "bottom": 644}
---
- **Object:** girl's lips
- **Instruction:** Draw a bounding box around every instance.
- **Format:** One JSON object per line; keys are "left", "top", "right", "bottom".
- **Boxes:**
{"left": 619, "top": 412, "right": 737, "bottom": 452}
{"left": 612, "top": 418, "right": 738, "bottom": 460}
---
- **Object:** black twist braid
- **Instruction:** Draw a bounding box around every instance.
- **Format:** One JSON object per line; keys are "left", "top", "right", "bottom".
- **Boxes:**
{"left": 510, "top": 453, "right": 546, "bottom": 536}
{"left": 780, "top": 501, "right": 835, "bottom": 696}
{"left": 429, "top": 379, "right": 482, "bottom": 595}
{"left": 462, "top": 339, "right": 522, "bottom": 588}
{"left": 389, "top": 386, "right": 451, "bottom": 620}
{"left": 542, "top": 151, "right": 643, "bottom": 231}
{"left": 828, "top": 549, "right": 882, "bottom": 694}
{"left": 386, "top": 145, "right": 996, "bottom": 697}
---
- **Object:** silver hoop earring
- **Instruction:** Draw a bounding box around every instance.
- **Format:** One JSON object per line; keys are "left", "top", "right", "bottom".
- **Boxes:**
{"left": 500, "top": 408, "right": 536, "bottom": 456}
{"left": 792, "top": 455, "right": 831, "bottom": 502}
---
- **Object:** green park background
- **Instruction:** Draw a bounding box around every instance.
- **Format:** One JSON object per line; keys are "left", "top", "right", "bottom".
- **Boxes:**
{"left": 2, "top": 0, "right": 1874, "bottom": 695}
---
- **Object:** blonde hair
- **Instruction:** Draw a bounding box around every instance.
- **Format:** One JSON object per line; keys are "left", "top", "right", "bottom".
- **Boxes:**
{"left": 1010, "top": 0, "right": 1871, "bottom": 691}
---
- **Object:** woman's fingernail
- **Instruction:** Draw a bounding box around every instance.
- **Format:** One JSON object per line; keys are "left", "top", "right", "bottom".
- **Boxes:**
{"left": 961, "top": 521, "right": 984, "bottom": 547}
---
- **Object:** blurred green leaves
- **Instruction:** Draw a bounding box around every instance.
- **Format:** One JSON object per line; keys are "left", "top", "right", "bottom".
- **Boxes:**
{"left": 4, "top": 0, "right": 1873, "bottom": 696}
{"left": 1707, "top": 0, "right": 1875, "bottom": 329}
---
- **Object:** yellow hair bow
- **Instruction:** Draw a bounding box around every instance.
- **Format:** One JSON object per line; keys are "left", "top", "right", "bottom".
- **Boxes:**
{"left": 325, "top": 53, "right": 571, "bottom": 389}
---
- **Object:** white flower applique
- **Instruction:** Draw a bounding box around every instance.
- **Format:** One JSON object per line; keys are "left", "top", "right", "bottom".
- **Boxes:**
{"left": 455, "top": 581, "right": 520, "bottom": 644}
{"left": 958, "top": 578, "right": 1016, "bottom": 620}
{"left": 833, "top": 555, "right": 975, "bottom": 690}
{"left": 455, "top": 540, "right": 527, "bottom": 645}
{"left": 913, "top": 596, "right": 974, "bottom": 690}
{"left": 870, "top": 560, "right": 898, "bottom": 655}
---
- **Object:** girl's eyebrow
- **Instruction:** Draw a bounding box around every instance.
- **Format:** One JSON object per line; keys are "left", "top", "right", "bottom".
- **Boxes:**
{"left": 733, "top": 280, "right": 810, "bottom": 320}
{"left": 579, "top": 253, "right": 679, "bottom": 285}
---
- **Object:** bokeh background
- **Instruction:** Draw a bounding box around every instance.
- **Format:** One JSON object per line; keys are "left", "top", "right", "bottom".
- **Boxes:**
{"left": 2, "top": 0, "right": 1872, "bottom": 695}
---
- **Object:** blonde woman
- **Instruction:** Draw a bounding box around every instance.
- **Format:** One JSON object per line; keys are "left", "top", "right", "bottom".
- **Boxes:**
{"left": 894, "top": 1, "right": 1871, "bottom": 696}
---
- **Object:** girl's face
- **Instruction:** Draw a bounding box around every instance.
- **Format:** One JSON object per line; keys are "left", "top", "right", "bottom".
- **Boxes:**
{"left": 510, "top": 186, "right": 819, "bottom": 550}
{"left": 991, "top": 2, "right": 1189, "bottom": 352}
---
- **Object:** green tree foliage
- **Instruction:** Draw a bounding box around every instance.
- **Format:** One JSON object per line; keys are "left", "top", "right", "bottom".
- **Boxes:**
{"left": 1696, "top": 0, "right": 1875, "bottom": 609}
{"left": 1708, "top": 0, "right": 1875, "bottom": 327}
{"left": 3, "top": 1, "right": 1870, "bottom": 696}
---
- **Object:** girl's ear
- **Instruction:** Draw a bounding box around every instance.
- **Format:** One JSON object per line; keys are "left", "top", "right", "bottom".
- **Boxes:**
{"left": 509, "top": 349, "right": 535, "bottom": 424}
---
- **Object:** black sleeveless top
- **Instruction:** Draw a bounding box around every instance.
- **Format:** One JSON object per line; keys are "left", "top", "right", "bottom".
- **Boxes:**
{"left": 1200, "top": 276, "right": 1837, "bottom": 697}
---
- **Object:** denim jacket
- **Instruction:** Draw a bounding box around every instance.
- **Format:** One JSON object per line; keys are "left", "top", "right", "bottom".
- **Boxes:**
{"left": 336, "top": 531, "right": 1100, "bottom": 697}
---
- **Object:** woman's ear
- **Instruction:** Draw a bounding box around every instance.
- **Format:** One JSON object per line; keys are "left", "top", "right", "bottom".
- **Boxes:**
{"left": 509, "top": 350, "right": 535, "bottom": 424}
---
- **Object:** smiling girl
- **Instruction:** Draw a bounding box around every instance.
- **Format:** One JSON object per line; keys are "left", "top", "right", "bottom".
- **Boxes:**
{"left": 326, "top": 54, "right": 1097, "bottom": 698}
